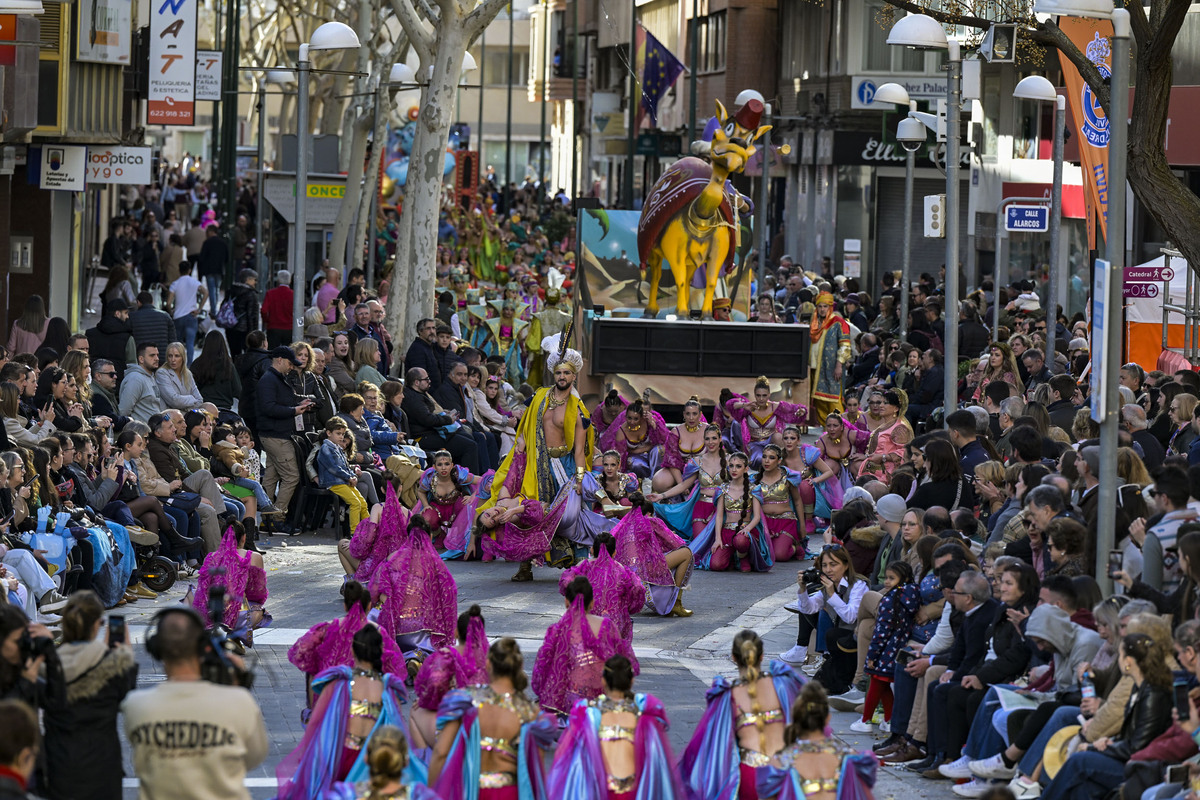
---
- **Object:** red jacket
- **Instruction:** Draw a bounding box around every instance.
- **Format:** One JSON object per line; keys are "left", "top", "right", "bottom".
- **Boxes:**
{"left": 261, "top": 286, "right": 293, "bottom": 331}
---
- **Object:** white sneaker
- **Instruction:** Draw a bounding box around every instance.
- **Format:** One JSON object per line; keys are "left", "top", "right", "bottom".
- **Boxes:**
{"left": 879, "top": 720, "right": 891, "bottom": 734}
{"left": 779, "top": 645, "right": 807, "bottom": 665}
{"left": 939, "top": 755, "right": 975, "bottom": 780}
{"left": 36, "top": 610, "right": 62, "bottom": 626}
{"left": 849, "top": 720, "right": 874, "bottom": 733}
{"left": 784, "top": 600, "right": 801, "bottom": 613}
{"left": 1009, "top": 777, "right": 1043, "bottom": 800}
{"left": 829, "top": 688, "right": 866, "bottom": 711}
{"left": 953, "top": 779, "right": 998, "bottom": 798}
{"left": 801, "top": 657, "right": 825, "bottom": 676}
{"left": 970, "top": 753, "right": 1017, "bottom": 780}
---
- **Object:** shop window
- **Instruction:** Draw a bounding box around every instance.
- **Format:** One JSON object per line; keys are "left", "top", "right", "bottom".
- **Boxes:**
{"left": 35, "top": 2, "right": 66, "bottom": 134}
{"left": 687, "top": 11, "right": 725, "bottom": 74}
{"left": 485, "top": 47, "right": 530, "bottom": 87}
{"left": 863, "top": 1, "right": 925, "bottom": 73}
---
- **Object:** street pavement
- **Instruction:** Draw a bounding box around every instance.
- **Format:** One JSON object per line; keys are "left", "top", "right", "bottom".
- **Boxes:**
{"left": 115, "top": 530, "right": 950, "bottom": 799}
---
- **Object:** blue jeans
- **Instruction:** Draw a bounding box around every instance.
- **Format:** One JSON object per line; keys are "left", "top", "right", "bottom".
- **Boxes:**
{"left": 175, "top": 313, "right": 198, "bottom": 363}
{"left": 205, "top": 274, "right": 221, "bottom": 316}
{"left": 222, "top": 496, "right": 245, "bottom": 519}
{"left": 891, "top": 664, "right": 920, "bottom": 740}
{"left": 231, "top": 477, "right": 271, "bottom": 509}
{"left": 963, "top": 685, "right": 1017, "bottom": 759}
{"left": 1021, "top": 705, "right": 1081, "bottom": 781}
{"left": 1042, "top": 749, "right": 1127, "bottom": 800}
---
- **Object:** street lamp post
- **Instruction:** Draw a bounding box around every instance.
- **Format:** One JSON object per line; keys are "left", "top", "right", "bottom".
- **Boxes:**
{"left": 872, "top": 82, "right": 926, "bottom": 340}
{"left": 1013, "top": 74, "right": 1067, "bottom": 362}
{"left": 291, "top": 22, "right": 361, "bottom": 342}
{"left": 1030, "top": 0, "right": 1129, "bottom": 584}
{"left": 887, "top": 15, "right": 961, "bottom": 428}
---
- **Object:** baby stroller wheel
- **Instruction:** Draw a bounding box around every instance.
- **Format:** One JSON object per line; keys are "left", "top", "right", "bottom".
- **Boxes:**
{"left": 140, "top": 555, "right": 178, "bottom": 593}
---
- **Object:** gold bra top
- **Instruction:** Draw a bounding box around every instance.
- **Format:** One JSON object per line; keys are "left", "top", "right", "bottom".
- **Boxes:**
{"left": 349, "top": 698, "right": 383, "bottom": 721}
{"left": 735, "top": 706, "right": 785, "bottom": 730}
{"left": 480, "top": 735, "right": 518, "bottom": 758}
{"left": 748, "top": 411, "right": 777, "bottom": 440}
{"left": 758, "top": 475, "right": 792, "bottom": 503}
{"left": 624, "top": 426, "right": 648, "bottom": 445}
{"left": 780, "top": 740, "right": 853, "bottom": 794}
{"left": 698, "top": 464, "right": 723, "bottom": 488}
{"left": 598, "top": 724, "right": 636, "bottom": 743}
{"left": 678, "top": 437, "right": 704, "bottom": 455}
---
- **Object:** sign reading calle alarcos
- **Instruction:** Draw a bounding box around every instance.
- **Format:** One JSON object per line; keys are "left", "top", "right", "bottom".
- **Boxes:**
{"left": 86, "top": 146, "right": 153, "bottom": 184}
{"left": 148, "top": 0, "right": 197, "bottom": 125}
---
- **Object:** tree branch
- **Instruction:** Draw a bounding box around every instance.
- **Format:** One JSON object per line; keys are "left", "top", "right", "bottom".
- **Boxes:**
{"left": 1149, "top": 0, "right": 1190, "bottom": 71}
{"left": 1127, "top": 0, "right": 1152, "bottom": 47}
{"left": 414, "top": 0, "right": 441, "bottom": 27}
{"left": 1027, "top": 19, "right": 1109, "bottom": 110}
{"left": 390, "top": 0, "right": 435, "bottom": 63}
{"left": 882, "top": 0, "right": 996, "bottom": 32}
{"left": 465, "top": 0, "right": 510, "bottom": 42}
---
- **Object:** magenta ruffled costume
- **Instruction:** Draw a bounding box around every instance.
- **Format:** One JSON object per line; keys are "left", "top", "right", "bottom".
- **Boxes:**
{"left": 287, "top": 603, "right": 407, "bottom": 679}
{"left": 612, "top": 508, "right": 692, "bottom": 616}
{"left": 598, "top": 407, "right": 669, "bottom": 480}
{"left": 370, "top": 516, "right": 458, "bottom": 651}
{"left": 413, "top": 615, "right": 490, "bottom": 712}
{"left": 662, "top": 414, "right": 708, "bottom": 473}
{"left": 418, "top": 464, "right": 482, "bottom": 549}
{"left": 591, "top": 396, "right": 628, "bottom": 440}
{"left": 192, "top": 527, "right": 269, "bottom": 631}
{"left": 346, "top": 483, "right": 410, "bottom": 583}
{"left": 557, "top": 550, "right": 644, "bottom": 641}
{"left": 531, "top": 595, "right": 640, "bottom": 715}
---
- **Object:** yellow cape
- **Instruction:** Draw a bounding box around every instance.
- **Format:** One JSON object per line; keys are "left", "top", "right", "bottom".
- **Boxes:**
{"left": 481, "top": 387, "right": 595, "bottom": 509}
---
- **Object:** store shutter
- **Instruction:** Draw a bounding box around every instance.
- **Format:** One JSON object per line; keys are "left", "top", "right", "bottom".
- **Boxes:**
{"left": 874, "top": 175, "right": 969, "bottom": 282}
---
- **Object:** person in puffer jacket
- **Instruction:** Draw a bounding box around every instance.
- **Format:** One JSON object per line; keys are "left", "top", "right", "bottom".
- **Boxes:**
{"left": 315, "top": 418, "right": 370, "bottom": 530}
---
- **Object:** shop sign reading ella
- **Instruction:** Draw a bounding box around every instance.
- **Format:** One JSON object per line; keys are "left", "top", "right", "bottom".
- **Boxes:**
{"left": 147, "top": 0, "right": 197, "bottom": 125}
{"left": 86, "top": 146, "right": 152, "bottom": 184}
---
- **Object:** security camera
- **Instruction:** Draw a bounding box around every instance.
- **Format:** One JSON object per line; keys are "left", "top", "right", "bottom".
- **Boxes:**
{"left": 897, "top": 117, "right": 927, "bottom": 153}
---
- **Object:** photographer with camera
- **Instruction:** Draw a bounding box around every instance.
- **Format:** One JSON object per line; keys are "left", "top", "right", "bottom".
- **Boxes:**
{"left": 0, "top": 604, "right": 63, "bottom": 710}
{"left": 42, "top": 591, "right": 137, "bottom": 800}
{"left": 121, "top": 606, "right": 267, "bottom": 800}
{"left": 779, "top": 543, "right": 868, "bottom": 692}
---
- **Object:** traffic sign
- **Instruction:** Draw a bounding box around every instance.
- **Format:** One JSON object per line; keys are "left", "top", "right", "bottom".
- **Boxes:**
{"left": 1123, "top": 283, "right": 1159, "bottom": 299}
{"left": 1124, "top": 265, "right": 1173, "bottom": 283}
{"left": 1004, "top": 204, "right": 1050, "bottom": 232}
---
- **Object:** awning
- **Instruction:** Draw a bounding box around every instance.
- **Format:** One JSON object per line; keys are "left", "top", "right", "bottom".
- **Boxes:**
{"left": 0, "top": 0, "right": 44, "bottom": 14}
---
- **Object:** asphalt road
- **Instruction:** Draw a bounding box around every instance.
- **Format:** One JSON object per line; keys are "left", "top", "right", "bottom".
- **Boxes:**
{"left": 112, "top": 531, "right": 948, "bottom": 799}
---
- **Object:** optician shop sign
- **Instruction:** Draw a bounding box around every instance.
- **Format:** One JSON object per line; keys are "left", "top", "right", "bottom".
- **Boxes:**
{"left": 147, "top": 0, "right": 197, "bottom": 125}
{"left": 86, "top": 146, "right": 152, "bottom": 184}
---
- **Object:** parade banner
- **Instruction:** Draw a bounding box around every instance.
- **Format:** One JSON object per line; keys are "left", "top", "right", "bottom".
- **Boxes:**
{"left": 1057, "top": 17, "right": 1113, "bottom": 246}
{"left": 147, "top": 0, "right": 197, "bottom": 125}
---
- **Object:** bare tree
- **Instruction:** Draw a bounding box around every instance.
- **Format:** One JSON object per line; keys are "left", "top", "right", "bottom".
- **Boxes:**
{"left": 882, "top": 0, "right": 1200, "bottom": 280}
{"left": 384, "top": 0, "right": 508, "bottom": 346}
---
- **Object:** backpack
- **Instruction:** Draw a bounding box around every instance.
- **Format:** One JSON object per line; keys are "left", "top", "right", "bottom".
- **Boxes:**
{"left": 215, "top": 297, "right": 239, "bottom": 329}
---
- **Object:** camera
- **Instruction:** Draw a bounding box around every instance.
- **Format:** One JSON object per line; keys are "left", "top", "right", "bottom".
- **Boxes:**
{"left": 801, "top": 567, "right": 823, "bottom": 593}
{"left": 201, "top": 568, "right": 255, "bottom": 689}
{"left": 18, "top": 628, "right": 55, "bottom": 662}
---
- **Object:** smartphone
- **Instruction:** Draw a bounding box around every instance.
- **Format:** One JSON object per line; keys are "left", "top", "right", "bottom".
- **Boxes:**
{"left": 1108, "top": 550, "right": 1124, "bottom": 578}
{"left": 107, "top": 614, "right": 125, "bottom": 648}
{"left": 1167, "top": 764, "right": 1189, "bottom": 785}
{"left": 1174, "top": 681, "right": 1191, "bottom": 719}
{"left": 103, "top": 457, "right": 116, "bottom": 471}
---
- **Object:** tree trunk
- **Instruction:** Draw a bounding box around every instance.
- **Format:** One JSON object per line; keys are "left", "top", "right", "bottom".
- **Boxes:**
{"left": 353, "top": 91, "right": 389, "bottom": 275}
{"left": 328, "top": 111, "right": 374, "bottom": 273}
{"left": 386, "top": 23, "right": 467, "bottom": 350}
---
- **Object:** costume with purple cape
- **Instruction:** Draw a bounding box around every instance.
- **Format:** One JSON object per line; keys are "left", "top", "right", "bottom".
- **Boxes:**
{"left": 192, "top": 527, "right": 271, "bottom": 638}
{"left": 612, "top": 507, "right": 692, "bottom": 615}
{"left": 531, "top": 595, "right": 640, "bottom": 716}
{"left": 432, "top": 685, "right": 558, "bottom": 800}
{"left": 598, "top": 408, "right": 668, "bottom": 480}
{"left": 688, "top": 485, "right": 773, "bottom": 572}
{"left": 274, "top": 667, "right": 425, "bottom": 800}
{"left": 414, "top": 615, "right": 490, "bottom": 712}
{"left": 546, "top": 693, "right": 683, "bottom": 800}
{"left": 370, "top": 510, "right": 458, "bottom": 658}
{"left": 288, "top": 603, "right": 407, "bottom": 679}
{"left": 557, "top": 549, "right": 644, "bottom": 640}
{"left": 679, "top": 661, "right": 805, "bottom": 800}
{"left": 756, "top": 747, "right": 878, "bottom": 800}
{"left": 345, "top": 484, "right": 410, "bottom": 583}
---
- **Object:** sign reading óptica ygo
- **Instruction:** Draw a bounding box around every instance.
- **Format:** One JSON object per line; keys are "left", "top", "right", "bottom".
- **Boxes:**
{"left": 87, "top": 146, "right": 153, "bottom": 185}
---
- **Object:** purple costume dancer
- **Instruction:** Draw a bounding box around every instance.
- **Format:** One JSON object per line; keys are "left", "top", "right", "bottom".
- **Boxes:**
{"left": 414, "top": 612, "right": 490, "bottom": 713}
{"left": 191, "top": 526, "right": 271, "bottom": 640}
{"left": 598, "top": 400, "right": 667, "bottom": 480}
{"left": 344, "top": 484, "right": 410, "bottom": 584}
{"left": 557, "top": 543, "right": 644, "bottom": 641}
{"left": 288, "top": 585, "right": 406, "bottom": 690}
{"left": 591, "top": 390, "right": 628, "bottom": 441}
{"left": 370, "top": 515, "right": 458, "bottom": 657}
{"left": 724, "top": 377, "right": 809, "bottom": 470}
{"left": 532, "top": 584, "right": 640, "bottom": 716}
{"left": 612, "top": 506, "right": 693, "bottom": 616}
{"left": 470, "top": 453, "right": 571, "bottom": 564}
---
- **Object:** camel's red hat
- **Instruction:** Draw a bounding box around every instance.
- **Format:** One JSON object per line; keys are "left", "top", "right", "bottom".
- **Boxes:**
{"left": 734, "top": 99, "right": 764, "bottom": 131}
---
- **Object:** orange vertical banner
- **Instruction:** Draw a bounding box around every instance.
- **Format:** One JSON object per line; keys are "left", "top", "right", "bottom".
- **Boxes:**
{"left": 1057, "top": 18, "right": 1114, "bottom": 245}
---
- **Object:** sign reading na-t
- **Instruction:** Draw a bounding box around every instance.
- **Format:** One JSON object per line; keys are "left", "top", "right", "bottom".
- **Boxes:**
{"left": 1004, "top": 204, "right": 1050, "bottom": 232}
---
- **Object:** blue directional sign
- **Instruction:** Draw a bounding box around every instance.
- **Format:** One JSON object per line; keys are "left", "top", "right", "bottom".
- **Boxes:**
{"left": 1004, "top": 204, "right": 1050, "bottom": 232}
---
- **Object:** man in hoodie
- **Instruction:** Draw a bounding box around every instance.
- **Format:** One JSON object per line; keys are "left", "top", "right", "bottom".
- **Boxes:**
{"left": 118, "top": 344, "right": 164, "bottom": 423}
{"left": 946, "top": 604, "right": 1102, "bottom": 794}
{"left": 225, "top": 269, "right": 260, "bottom": 357}
{"left": 85, "top": 299, "right": 135, "bottom": 381}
